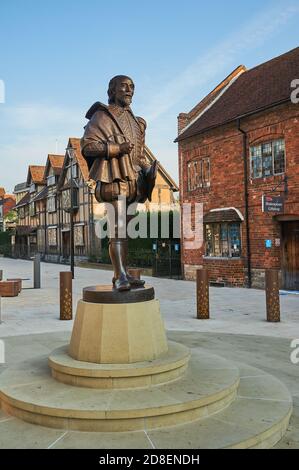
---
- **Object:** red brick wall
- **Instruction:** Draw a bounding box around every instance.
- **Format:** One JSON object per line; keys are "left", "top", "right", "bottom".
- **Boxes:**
{"left": 179, "top": 101, "right": 299, "bottom": 287}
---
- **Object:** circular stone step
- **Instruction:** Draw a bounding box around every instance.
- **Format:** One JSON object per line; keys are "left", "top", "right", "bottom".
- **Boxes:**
{"left": 0, "top": 350, "right": 239, "bottom": 432}
{"left": 49, "top": 341, "right": 191, "bottom": 389}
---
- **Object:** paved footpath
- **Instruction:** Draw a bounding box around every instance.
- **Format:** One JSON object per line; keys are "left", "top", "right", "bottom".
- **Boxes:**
{"left": 0, "top": 258, "right": 298, "bottom": 448}
{"left": 0, "top": 258, "right": 298, "bottom": 338}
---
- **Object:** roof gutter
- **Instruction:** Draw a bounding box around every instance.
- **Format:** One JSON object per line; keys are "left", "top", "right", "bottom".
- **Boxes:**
{"left": 237, "top": 118, "right": 252, "bottom": 288}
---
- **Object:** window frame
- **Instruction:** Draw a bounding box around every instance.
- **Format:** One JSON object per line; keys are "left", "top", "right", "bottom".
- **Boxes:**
{"left": 250, "top": 138, "right": 285, "bottom": 179}
{"left": 47, "top": 195, "right": 56, "bottom": 213}
{"left": 187, "top": 157, "right": 211, "bottom": 192}
{"left": 204, "top": 222, "right": 241, "bottom": 258}
{"left": 29, "top": 201, "right": 36, "bottom": 217}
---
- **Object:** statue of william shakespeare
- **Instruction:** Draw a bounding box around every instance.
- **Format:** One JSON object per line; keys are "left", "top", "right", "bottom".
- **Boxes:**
{"left": 81, "top": 75, "right": 157, "bottom": 292}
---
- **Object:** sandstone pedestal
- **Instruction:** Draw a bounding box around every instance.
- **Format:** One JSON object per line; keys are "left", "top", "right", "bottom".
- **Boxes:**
{"left": 69, "top": 291, "right": 168, "bottom": 364}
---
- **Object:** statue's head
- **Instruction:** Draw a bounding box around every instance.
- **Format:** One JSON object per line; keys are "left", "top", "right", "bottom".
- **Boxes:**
{"left": 108, "top": 75, "right": 135, "bottom": 107}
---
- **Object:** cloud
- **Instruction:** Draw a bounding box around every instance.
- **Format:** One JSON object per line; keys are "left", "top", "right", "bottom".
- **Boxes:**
{"left": 143, "top": 3, "right": 299, "bottom": 122}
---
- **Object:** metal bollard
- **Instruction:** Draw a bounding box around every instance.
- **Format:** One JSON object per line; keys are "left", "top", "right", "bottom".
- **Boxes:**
{"left": 196, "top": 269, "right": 210, "bottom": 319}
{"left": 60, "top": 272, "right": 73, "bottom": 321}
{"left": 265, "top": 269, "right": 280, "bottom": 322}
{"left": 33, "top": 253, "right": 41, "bottom": 289}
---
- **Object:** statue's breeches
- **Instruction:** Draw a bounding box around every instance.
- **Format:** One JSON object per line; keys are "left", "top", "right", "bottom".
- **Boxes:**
{"left": 95, "top": 180, "right": 137, "bottom": 204}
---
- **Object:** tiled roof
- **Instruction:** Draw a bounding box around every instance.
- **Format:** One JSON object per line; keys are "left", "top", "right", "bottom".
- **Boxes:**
{"left": 176, "top": 47, "right": 299, "bottom": 142}
{"left": 68, "top": 137, "right": 89, "bottom": 181}
{"left": 15, "top": 192, "right": 30, "bottom": 208}
{"left": 0, "top": 187, "right": 5, "bottom": 198}
{"left": 145, "top": 146, "right": 179, "bottom": 192}
{"left": 203, "top": 209, "right": 242, "bottom": 223}
{"left": 32, "top": 186, "right": 48, "bottom": 202}
{"left": 14, "top": 182, "right": 28, "bottom": 193}
{"left": 27, "top": 165, "right": 46, "bottom": 185}
{"left": 48, "top": 155, "right": 65, "bottom": 176}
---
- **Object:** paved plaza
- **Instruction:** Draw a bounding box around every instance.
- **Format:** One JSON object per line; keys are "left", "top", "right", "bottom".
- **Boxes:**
{"left": 0, "top": 258, "right": 298, "bottom": 448}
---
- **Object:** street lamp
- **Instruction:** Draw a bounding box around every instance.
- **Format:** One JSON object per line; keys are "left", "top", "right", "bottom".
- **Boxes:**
{"left": 66, "top": 146, "right": 76, "bottom": 279}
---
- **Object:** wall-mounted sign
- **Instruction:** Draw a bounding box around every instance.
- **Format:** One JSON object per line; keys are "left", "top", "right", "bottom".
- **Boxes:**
{"left": 265, "top": 239, "right": 272, "bottom": 248}
{"left": 262, "top": 195, "right": 284, "bottom": 213}
{"left": 275, "top": 238, "right": 281, "bottom": 247}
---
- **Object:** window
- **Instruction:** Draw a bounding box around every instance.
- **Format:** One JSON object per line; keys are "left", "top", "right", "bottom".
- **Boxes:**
{"left": 187, "top": 158, "right": 210, "bottom": 191}
{"left": 29, "top": 202, "right": 36, "bottom": 217}
{"left": 67, "top": 163, "right": 78, "bottom": 181}
{"left": 202, "top": 158, "right": 210, "bottom": 187}
{"left": 19, "top": 207, "right": 25, "bottom": 219}
{"left": 29, "top": 183, "right": 36, "bottom": 194}
{"left": 250, "top": 138, "right": 285, "bottom": 179}
{"left": 47, "top": 175, "right": 56, "bottom": 187}
{"left": 48, "top": 228, "right": 57, "bottom": 246}
{"left": 72, "top": 163, "right": 78, "bottom": 179}
{"left": 61, "top": 188, "right": 79, "bottom": 212}
{"left": 47, "top": 196, "right": 56, "bottom": 213}
{"left": 205, "top": 223, "right": 241, "bottom": 258}
{"left": 74, "top": 225, "right": 85, "bottom": 246}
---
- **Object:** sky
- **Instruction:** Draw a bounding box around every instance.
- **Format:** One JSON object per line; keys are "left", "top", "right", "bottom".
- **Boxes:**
{"left": 0, "top": 0, "right": 299, "bottom": 192}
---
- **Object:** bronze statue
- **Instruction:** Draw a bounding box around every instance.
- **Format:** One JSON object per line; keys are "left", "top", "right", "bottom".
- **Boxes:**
{"left": 81, "top": 75, "right": 157, "bottom": 291}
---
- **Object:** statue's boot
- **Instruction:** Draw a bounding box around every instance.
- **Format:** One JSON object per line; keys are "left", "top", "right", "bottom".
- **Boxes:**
{"left": 109, "top": 240, "right": 131, "bottom": 291}
{"left": 123, "top": 240, "right": 145, "bottom": 287}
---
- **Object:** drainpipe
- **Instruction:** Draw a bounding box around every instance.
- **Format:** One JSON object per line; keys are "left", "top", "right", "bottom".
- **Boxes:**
{"left": 237, "top": 119, "right": 252, "bottom": 288}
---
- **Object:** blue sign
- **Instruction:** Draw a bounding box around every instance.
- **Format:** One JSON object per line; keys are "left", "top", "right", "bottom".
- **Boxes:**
{"left": 265, "top": 239, "right": 272, "bottom": 248}
{"left": 174, "top": 244, "right": 180, "bottom": 252}
{"left": 152, "top": 243, "right": 157, "bottom": 251}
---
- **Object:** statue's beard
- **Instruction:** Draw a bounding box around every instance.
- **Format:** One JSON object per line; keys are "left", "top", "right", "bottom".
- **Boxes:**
{"left": 115, "top": 95, "right": 132, "bottom": 107}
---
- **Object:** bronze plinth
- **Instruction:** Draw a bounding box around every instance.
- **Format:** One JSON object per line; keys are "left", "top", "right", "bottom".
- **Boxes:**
{"left": 83, "top": 285, "right": 155, "bottom": 304}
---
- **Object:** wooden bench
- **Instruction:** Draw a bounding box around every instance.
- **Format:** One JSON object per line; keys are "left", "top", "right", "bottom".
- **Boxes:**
{"left": 7, "top": 278, "right": 22, "bottom": 294}
{"left": 0, "top": 280, "right": 20, "bottom": 297}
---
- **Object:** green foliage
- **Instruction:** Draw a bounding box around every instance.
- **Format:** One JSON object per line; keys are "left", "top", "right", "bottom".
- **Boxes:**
{"left": 97, "top": 210, "right": 180, "bottom": 268}
{"left": 4, "top": 209, "right": 17, "bottom": 223}
{"left": 0, "top": 231, "right": 11, "bottom": 246}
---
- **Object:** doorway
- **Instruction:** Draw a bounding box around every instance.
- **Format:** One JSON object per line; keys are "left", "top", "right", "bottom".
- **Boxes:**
{"left": 62, "top": 231, "right": 70, "bottom": 260}
{"left": 282, "top": 221, "right": 299, "bottom": 290}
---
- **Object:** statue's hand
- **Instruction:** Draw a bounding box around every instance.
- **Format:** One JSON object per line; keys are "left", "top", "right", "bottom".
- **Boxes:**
{"left": 119, "top": 141, "right": 134, "bottom": 155}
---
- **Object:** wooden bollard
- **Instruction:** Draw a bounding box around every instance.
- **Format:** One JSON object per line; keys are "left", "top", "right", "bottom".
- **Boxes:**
{"left": 196, "top": 269, "right": 210, "bottom": 319}
{"left": 265, "top": 269, "right": 280, "bottom": 322}
{"left": 60, "top": 272, "right": 73, "bottom": 321}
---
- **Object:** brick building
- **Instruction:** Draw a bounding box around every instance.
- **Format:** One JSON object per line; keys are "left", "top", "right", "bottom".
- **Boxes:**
{"left": 0, "top": 187, "right": 16, "bottom": 232}
{"left": 176, "top": 47, "right": 299, "bottom": 290}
